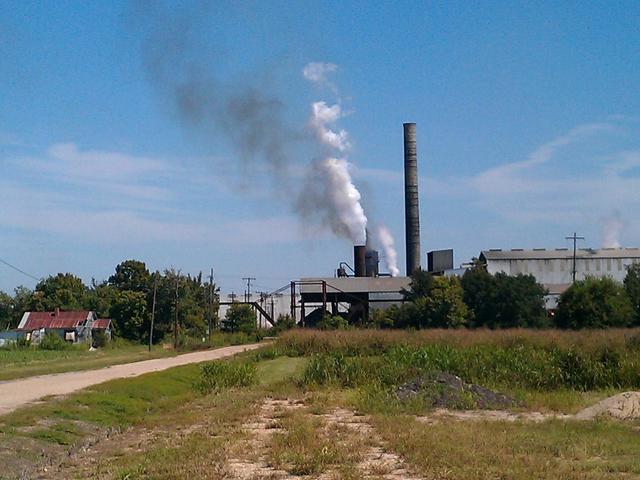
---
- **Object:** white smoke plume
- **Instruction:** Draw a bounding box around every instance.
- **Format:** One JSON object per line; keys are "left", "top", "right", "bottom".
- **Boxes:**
{"left": 309, "top": 101, "right": 350, "bottom": 152}
{"left": 602, "top": 212, "right": 624, "bottom": 248}
{"left": 375, "top": 224, "right": 400, "bottom": 277}
{"left": 299, "top": 63, "right": 367, "bottom": 245}
{"left": 319, "top": 158, "right": 368, "bottom": 245}
{"left": 303, "top": 62, "right": 338, "bottom": 92}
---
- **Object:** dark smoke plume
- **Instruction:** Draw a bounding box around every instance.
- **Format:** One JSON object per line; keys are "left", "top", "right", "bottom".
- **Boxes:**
{"left": 133, "top": 3, "right": 299, "bottom": 191}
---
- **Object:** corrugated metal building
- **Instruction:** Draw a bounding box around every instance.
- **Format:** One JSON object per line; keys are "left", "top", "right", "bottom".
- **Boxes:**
{"left": 480, "top": 247, "right": 640, "bottom": 308}
{"left": 17, "top": 309, "right": 111, "bottom": 344}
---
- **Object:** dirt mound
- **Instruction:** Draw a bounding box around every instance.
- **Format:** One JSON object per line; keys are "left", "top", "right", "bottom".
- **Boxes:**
{"left": 396, "top": 372, "right": 520, "bottom": 410}
{"left": 576, "top": 392, "right": 640, "bottom": 421}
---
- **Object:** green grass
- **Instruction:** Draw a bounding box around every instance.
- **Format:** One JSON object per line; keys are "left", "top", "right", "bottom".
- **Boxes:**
{"left": 372, "top": 414, "right": 640, "bottom": 479}
{"left": 0, "top": 345, "right": 175, "bottom": 381}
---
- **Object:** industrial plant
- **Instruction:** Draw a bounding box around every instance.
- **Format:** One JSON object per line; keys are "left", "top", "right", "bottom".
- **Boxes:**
{"left": 218, "top": 121, "right": 640, "bottom": 327}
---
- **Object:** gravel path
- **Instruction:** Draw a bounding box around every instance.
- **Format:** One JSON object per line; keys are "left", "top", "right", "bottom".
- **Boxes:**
{"left": 0, "top": 343, "right": 264, "bottom": 416}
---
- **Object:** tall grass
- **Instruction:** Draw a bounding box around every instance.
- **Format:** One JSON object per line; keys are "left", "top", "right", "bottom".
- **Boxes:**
{"left": 195, "top": 360, "right": 257, "bottom": 394}
{"left": 293, "top": 329, "right": 640, "bottom": 391}
{"left": 277, "top": 328, "right": 640, "bottom": 356}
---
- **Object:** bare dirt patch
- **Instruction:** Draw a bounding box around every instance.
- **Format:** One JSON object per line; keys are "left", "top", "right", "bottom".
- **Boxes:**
{"left": 414, "top": 391, "right": 640, "bottom": 425}
{"left": 575, "top": 391, "right": 640, "bottom": 420}
{"left": 319, "top": 407, "right": 423, "bottom": 480}
{"left": 227, "top": 398, "right": 308, "bottom": 480}
{"left": 227, "top": 397, "right": 423, "bottom": 480}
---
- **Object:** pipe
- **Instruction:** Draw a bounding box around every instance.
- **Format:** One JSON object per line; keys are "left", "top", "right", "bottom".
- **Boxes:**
{"left": 354, "top": 245, "right": 366, "bottom": 277}
{"left": 403, "top": 122, "right": 421, "bottom": 276}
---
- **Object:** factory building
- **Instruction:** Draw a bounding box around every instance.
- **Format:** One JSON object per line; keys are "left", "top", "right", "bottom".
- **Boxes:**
{"left": 480, "top": 248, "right": 640, "bottom": 308}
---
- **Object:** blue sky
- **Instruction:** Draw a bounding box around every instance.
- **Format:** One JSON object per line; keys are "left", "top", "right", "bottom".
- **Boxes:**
{"left": 1, "top": 0, "right": 639, "bottom": 295}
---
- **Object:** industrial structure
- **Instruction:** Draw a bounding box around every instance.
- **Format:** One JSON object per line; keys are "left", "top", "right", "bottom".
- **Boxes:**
{"left": 404, "top": 122, "right": 421, "bottom": 277}
{"left": 219, "top": 122, "right": 459, "bottom": 326}
{"left": 293, "top": 123, "right": 428, "bottom": 324}
{"left": 480, "top": 248, "right": 640, "bottom": 308}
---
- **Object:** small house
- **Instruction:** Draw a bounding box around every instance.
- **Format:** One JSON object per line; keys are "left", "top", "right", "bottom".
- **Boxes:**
{"left": 17, "top": 309, "right": 96, "bottom": 344}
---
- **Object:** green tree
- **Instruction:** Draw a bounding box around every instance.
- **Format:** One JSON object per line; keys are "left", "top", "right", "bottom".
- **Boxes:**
{"left": 401, "top": 268, "right": 434, "bottom": 301}
{"left": 110, "top": 290, "right": 148, "bottom": 340}
{"left": 11, "top": 286, "right": 33, "bottom": 326}
{"left": 418, "top": 276, "right": 468, "bottom": 328}
{"left": 0, "top": 291, "right": 13, "bottom": 329}
{"left": 556, "top": 277, "right": 634, "bottom": 329}
{"left": 31, "top": 273, "right": 87, "bottom": 311}
{"left": 222, "top": 304, "right": 256, "bottom": 335}
{"left": 461, "top": 268, "right": 547, "bottom": 328}
{"left": 84, "top": 281, "right": 118, "bottom": 318}
{"left": 108, "top": 260, "right": 151, "bottom": 293}
{"left": 624, "top": 263, "right": 640, "bottom": 325}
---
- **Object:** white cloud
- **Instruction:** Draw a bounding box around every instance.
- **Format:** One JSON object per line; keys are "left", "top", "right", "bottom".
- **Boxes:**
{"left": 471, "top": 121, "right": 617, "bottom": 195}
{"left": 0, "top": 142, "right": 313, "bottom": 247}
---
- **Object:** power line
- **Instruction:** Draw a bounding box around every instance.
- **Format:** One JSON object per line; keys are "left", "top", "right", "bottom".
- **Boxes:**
{"left": 0, "top": 258, "right": 41, "bottom": 282}
{"left": 242, "top": 277, "right": 256, "bottom": 303}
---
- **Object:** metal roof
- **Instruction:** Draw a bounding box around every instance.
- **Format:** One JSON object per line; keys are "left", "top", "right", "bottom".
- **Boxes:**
{"left": 299, "top": 277, "right": 410, "bottom": 295}
{"left": 17, "top": 311, "right": 92, "bottom": 331}
{"left": 481, "top": 248, "right": 640, "bottom": 261}
{"left": 92, "top": 319, "right": 112, "bottom": 329}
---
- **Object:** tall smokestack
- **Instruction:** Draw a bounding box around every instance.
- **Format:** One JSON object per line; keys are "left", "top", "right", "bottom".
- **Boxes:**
{"left": 354, "top": 245, "right": 366, "bottom": 277}
{"left": 403, "top": 122, "right": 421, "bottom": 276}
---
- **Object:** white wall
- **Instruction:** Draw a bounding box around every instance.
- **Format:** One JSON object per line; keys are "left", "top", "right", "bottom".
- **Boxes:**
{"left": 486, "top": 257, "right": 635, "bottom": 284}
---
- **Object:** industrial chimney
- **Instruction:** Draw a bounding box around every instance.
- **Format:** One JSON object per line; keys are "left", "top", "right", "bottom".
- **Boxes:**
{"left": 403, "top": 123, "right": 421, "bottom": 276}
{"left": 354, "top": 245, "right": 366, "bottom": 277}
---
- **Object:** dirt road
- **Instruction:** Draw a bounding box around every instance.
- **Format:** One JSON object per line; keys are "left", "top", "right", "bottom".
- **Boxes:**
{"left": 0, "top": 343, "right": 264, "bottom": 416}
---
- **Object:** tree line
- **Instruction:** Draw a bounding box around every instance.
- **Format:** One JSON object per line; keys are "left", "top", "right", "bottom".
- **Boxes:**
{"left": 368, "top": 262, "right": 640, "bottom": 329}
{"left": 0, "top": 260, "right": 220, "bottom": 342}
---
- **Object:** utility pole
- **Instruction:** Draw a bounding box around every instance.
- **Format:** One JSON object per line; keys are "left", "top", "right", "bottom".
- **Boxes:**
{"left": 149, "top": 273, "right": 157, "bottom": 352}
{"left": 242, "top": 277, "right": 256, "bottom": 303}
{"left": 565, "top": 232, "right": 585, "bottom": 283}
{"left": 174, "top": 271, "right": 180, "bottom": 349}
{"left": 208, "top": 268, "right": 214, "bottom": 340}
{"left": 228, "top": 292, "right": 237, "bottom": 302}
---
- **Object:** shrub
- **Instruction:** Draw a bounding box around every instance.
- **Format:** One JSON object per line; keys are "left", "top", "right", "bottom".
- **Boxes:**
{"left": 92, "top": 330, "right": 109, "bottom": 348}
{"left": 316, "top": 315, "right": 349, "bottom": 330}
{"left": 195, "top": 360, "right": 257, "bottom": 394}
{"left": 39, "top": 332, "right": 74, "bottom": 350}
{"left": 625, "top": 263, "right": 640, "bottom": 325}
{"left": 557, "top": 277, "right": 634, "bottom": 329}
{"left": 269, "top": 314, "right": 296, "bottom": 335}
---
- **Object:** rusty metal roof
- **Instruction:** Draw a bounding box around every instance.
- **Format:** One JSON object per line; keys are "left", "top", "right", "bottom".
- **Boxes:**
{"left": 91, "top": 318, "right": 112, "bottom": 329}
{"left": 17, "top": 311, "right": 92, "bottom": 331}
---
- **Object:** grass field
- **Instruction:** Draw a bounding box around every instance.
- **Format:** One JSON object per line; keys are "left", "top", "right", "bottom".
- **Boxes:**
{"left": 1, "top": 329, "right": 640, "bottom": 479}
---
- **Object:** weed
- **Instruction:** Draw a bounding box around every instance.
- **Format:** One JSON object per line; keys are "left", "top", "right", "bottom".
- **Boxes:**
{"left": 195, "top": 360, "right": 257, "bottom": 394}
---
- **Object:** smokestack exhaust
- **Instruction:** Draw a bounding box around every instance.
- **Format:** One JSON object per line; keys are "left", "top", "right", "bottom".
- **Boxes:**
{"left": 354, "top": 245, "right": 366, "bottom": 277}
{"left": 403, "top": 123, "right": 421, "bottom": 276}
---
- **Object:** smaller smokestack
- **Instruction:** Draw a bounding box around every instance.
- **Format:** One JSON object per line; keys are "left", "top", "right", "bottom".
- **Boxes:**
{"left": 354, "top": 245, "right": 366, "bottom": 277}
{"left": 365, "top": 249, "right": 379, "bottom": 277}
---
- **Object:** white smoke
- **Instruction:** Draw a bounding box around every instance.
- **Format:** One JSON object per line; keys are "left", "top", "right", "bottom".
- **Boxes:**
{"left": 309, "top": 101, "right": 350, "bottom": 152}
{"left": 303, "top": 62, "right": 338, "bottom": 92}
{"left": 602, "top": 212, "right": 624, "bottom": 248}
{"left": 319, "top": 158, "right": 368, "bottom": 245}
{"left": 375, "top": 225, "right": 400, "bottom": 277}
{"left": 303, "top": 63, "right": 367, "bottom": 245}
